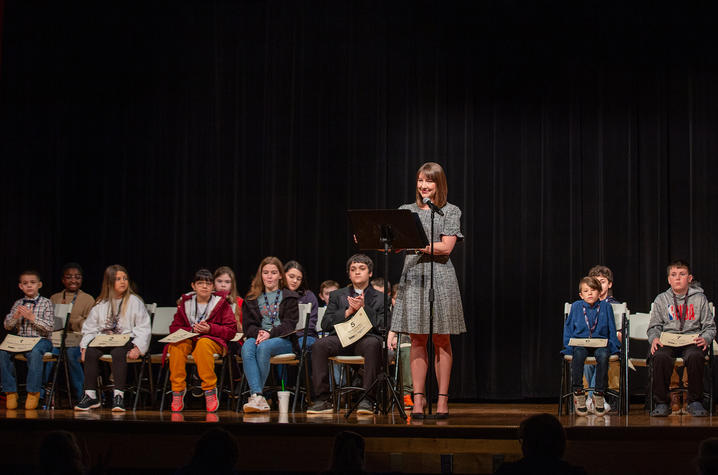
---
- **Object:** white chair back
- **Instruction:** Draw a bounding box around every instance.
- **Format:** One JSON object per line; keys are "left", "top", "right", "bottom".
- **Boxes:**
{"left": 296, "top": 303, "right": 312, "bottom": 331}
{"left": 145, "top": 302, "right": 157, "bottom": 317}
{"left": 317, "top": 306, "right": 327, "bottom": 333}
{"left": 53, "top": 303, "right": 73, "bottom": 331}
{"left": 611, "top": 302, "right": 628, "bottom": 330}
{"left": 628, "top": 312, "right": 651, "bottom": 341}
{"left": 152, "top": 307, "right": 176, "bottom": 336}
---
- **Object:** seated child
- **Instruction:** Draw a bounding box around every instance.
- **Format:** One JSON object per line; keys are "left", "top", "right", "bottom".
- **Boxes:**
{"left": 167, "top": 269, "right": 237, "bottom": 412}
{"left": 562, "top": 276, "right": 620, "bottom": 416}
{"left": 241, "top": 257, "right": 300, "bottom": 413}
{"left": 75, "top": 265, "right": 151, "bottom": 412}
{"left": 648, "top": 259, "right": 715, "bottom": 417}
{"left": 583, "top": 264, "right": 619, "bottom": 413}
{"left": 318, "top": 280, "right": 340, "bottom": 308}
{"left": 49, "top": 262, "right": 95, "bottom": 401}
{"left": 0, "top": 270, "right": 55, "bottom": 409}
{"left": 307, "top": 254, "right": 385, "bottom": 415}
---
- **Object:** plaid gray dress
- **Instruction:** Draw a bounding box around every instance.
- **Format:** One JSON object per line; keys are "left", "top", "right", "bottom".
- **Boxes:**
{"left": 390, "top": 202, "right": 466, "bottom": 335}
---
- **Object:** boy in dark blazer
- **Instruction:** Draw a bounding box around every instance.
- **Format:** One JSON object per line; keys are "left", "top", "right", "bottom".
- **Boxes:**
{"left": 307, "top": 254, "right": 386, "bottom": 415}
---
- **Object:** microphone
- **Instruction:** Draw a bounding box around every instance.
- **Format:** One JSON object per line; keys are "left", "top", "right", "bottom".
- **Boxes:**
{"left": 422, "top": 197, "right": 444, "bottom": 216}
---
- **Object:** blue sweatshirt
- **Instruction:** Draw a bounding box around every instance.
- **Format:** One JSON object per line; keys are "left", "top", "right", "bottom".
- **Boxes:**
{"left": 562, "top": 299, "right": 620, "bottom": 355}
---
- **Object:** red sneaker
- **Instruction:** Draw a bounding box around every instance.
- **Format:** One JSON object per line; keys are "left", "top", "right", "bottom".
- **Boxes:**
{"left": 404, "top": 394, "right": 414, "bottom": 409}
{"left": 205, "top": 388, "right": 219, "bottom": 413}
{"left": 171, "top": 390, "right": 186, "bottom": 412}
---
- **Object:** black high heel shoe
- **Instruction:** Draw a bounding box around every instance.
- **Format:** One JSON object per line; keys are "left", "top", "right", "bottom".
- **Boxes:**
{"left": 436, "top": 394, "right": 449, "bottom": 419}
{"left": 411, "top": 392, "right": 425, "bottom": 420}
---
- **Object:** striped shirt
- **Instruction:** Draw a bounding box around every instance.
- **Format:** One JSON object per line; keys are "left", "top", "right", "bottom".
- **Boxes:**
{"left": 4, "top": 296, "right": 54, "bottom": 338}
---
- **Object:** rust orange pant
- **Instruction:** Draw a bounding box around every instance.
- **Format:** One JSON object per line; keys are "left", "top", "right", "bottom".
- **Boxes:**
{"left": 168, "top": 338, "right": 223, "bottom": 392}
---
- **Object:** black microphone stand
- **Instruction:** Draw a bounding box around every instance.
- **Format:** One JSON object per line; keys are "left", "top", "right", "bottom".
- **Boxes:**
{"left": 425, "top": 206, "right": 437, "bottom": 417}
{"left": 47, "top": 308, "right": 73, "bottom": 409}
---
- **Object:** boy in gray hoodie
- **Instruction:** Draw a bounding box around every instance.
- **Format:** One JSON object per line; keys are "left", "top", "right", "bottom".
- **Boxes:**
{"left": 648, "top": 260, "right": 715, "bottom": 417}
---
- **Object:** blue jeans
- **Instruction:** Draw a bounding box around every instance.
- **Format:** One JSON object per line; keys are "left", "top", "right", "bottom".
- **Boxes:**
{"left": 241, "top": 337, "right": 294, "bottom": 395}
{"left": 571, "top": 346, "right": 609, "bottom": 393}
{"left": 0, "top": 338, "right": 54, "bottom": 393}
{"left": 583, "top": 365, "right": 597, "bottom": 398}
{"left": 43, "top": 347, "right": 84, "bottom": 400}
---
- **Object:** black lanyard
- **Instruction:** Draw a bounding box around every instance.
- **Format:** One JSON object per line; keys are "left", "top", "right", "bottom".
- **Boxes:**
{"left": 195, "top": 297, "right": 210, "bottom": 323}
{"left": 673, "top": 292, "right": 689, "bottom": 331}
{"left": 583, "top": 302, "right": 600, "bottom": 337}
{"left": 107, "top": 296, "right": 125, "bottom": 332}
{"left": 63, "top": 291, "right": 79, "bottom": 305}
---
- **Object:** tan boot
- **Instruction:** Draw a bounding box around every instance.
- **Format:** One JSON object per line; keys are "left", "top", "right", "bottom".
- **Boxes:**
{"left": 6, "top": 392, "right": 18, "bottom": 410}
{"left": 25, "top": 392, "right": 40, "bottom": 410}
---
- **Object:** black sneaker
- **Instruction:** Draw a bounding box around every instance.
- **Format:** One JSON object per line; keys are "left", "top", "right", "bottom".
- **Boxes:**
{"left": 307, "top": 399, "right": 334, "bottom": 414}
{"left": 357, "top": 399, "right": 374, "bottom": 415}
{"left": 74, "top": 394, "right": 101, "bottom": 411}
{"left": 112, "top": 393, "right": 126, "bottom": 412}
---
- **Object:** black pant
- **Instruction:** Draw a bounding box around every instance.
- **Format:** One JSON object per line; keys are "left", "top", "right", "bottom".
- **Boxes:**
{"left": 311, "top": 334, "right": 382, "bottom": 399}
{"left": 83, "top": 342, "right": 133, "bottom": 391}
{"left": 653, "top": 344, "right": 706, "bottom": 404}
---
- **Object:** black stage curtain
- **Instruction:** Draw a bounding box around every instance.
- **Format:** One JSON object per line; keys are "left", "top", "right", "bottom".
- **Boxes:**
{"left": 1, "top": 1, "right": 717, "bottom": 399}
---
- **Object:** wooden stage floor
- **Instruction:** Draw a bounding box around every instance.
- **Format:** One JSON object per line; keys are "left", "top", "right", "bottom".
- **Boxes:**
{"left": 1, "top": 403, "right": 717, "bottom": 474}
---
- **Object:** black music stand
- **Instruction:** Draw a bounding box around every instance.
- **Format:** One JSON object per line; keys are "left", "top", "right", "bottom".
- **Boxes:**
{"left": 345, "top": 209, "right": 428, "bottom": 418}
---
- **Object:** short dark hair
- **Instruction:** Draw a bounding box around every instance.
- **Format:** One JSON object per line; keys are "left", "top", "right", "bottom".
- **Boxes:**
{"left": 346, "top": 254, "right": 373, "bottom": 274}
{"left": 193, "top": 269, "right": 213, "bottom": 283}
{"left": 61, "top": 262, "right": 83, "bottom": 275}
{"left": 518, "top": 414, "right": 566, "bottom": 458}
{"left": 667, "top": 259, "right": 691, "bottom": 276}
{"left": 371, "top": 277, "right": 390, "bottom": 293}
{"left": 578, "top": 276, "right": 601, "bottom": 293}
{"left": 19, "top": 269, "right": 42, "bottom": 281}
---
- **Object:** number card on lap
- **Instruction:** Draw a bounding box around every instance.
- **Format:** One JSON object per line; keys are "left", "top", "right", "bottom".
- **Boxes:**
{"left": 0, "top": 335, "right": 42, "bottom": 352}
{"left": 230, "top": 332, "right": 244, "bottom": 342}
{"left": 158, "top": 329, "right": 199, "bottom": 343}
{"left": 52, "top": 331, "right": 82, "bottom": 347}
{"left": 89, "top": 334, "right": 131, "bottom": 347}
{"left": 568, "top": 338, "right": 608, "bottom": 348}
{"left": 660, "top": 332, "right": 699, "bottom": 347}
{"left": 334, "top": 307, "right": 373, "bottom": 348}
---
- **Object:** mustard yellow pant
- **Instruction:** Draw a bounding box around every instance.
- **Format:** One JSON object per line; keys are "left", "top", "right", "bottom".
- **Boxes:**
{"left": 168, "top": 338, "right": 223, "bottom": 392}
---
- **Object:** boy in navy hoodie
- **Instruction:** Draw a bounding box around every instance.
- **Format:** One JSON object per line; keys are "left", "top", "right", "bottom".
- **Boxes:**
{"left": 562, "top": 276, "right": 620, "bottom": 416}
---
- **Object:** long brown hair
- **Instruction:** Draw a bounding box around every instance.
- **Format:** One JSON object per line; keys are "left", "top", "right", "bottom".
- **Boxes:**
{"left": 246, "top": 257, "right": 286, "bottom": 300}
{"left": 94, "top": 264, "right": 138, "bottom": 316}
{"left": 213, "top": 266, "right": 238, "bottom": 303}
{"left": 415, "top": 162, "right": 448, "bottom": 208}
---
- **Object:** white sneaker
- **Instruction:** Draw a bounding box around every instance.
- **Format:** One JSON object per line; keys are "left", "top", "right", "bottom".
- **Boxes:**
{"left": 243, "top": 394, "right": 261, "bottom": 413}
{"left": 604, "top": 401, "right": 611, "bottom": 412}
{"left": 586, "top": 397, "right": 595, "bottom": 414}
{"left": 255, "top": 395, "right": 270, "bottom": 412}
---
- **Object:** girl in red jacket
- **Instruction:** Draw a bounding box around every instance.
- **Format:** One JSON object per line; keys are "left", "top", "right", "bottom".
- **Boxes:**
{"left": 167, "top": 269, "right": 237, "bottom": 412}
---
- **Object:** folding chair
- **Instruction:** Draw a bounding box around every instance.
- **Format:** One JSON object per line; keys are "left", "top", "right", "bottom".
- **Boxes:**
{"left": 12, "top": 303, "right": 80, "bottom": 409}
{"left": 98, "top": 303, "right": 156, "bottom": 410}
{"left": 646, "top": 303, "right": 714, "bottom": 415}
{"left": 316, "top": 307, "right": 326, "bottom": 337}
{"left": 45, "top": 303, "right": 78, "bottom": 409}
{"left": 558, "top": 302, "right": 624, "bottom": 415}
{"left": 234, "top": 304, "right": 312, "bottom": 412}
{"left": 158, "top": 314, "right": 231, "bottom": 412}
{"left": 148, "top": 306, "right": 176, "bottom": 404}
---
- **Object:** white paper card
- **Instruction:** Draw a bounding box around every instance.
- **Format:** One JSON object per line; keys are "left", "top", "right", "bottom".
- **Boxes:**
{"left": 158, "top": 329, "right": 199, "bottom": 343}
{"left": 568, "top": 338, "right": 608, "bottom": 348}
{"left": 334, "top": 307, "right": 373, "bottom": 348}
{"left": 660, "top": 332, "right": 699, "bottom": 347}
{"left": 0, "top": 335, "right": 42, "bottom": 352}
{"left": 89, "top": 334, "right": 131, "bottom": 347}
{"left": 230, "top": 332, "right": 244, "bottom": 342}
{"left": 52, "top": 331, "right": 82, "bottom": 347}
